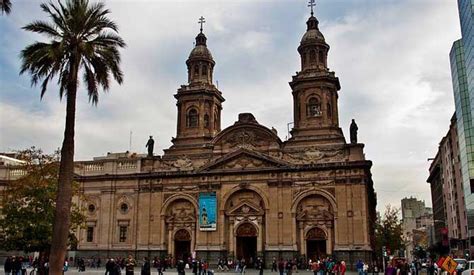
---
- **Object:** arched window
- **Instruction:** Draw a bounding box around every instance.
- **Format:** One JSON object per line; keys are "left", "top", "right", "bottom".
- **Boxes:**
{"left": 318, "top": 51, "right": 324, "bottom": 64}
{"left": 204, "top": 114, "right": 210, "bottom": 128}
{"left": 327, "top": 103, "right": 332, "bottom": 118}
{"left": 186, "top": 108, "right": 199, "bottom": 128}
{"left": 310, "top": 50, "right": 316, "bottom": 63}
{"left": 307, "top": 97, "right": 321, "bottom": 117}
{"left": 214, "top": 111, "right": 219, "bottom": 130}
{"left": 193, "top": 65, "right": 199, "bottom": 77}
{"left": 202, "top": 65, "right": 208, "bottom": 76}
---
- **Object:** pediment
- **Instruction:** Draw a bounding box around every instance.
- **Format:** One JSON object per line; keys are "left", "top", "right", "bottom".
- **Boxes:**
{"left": 200, "top": 148, "right": 290, "bottom": 172}
{"left": 225, "top": 200, "right": 264, "bottom": 216}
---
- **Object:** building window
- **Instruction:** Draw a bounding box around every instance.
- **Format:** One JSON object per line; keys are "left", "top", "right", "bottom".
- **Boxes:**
{"left": 470, "top": 179, "right": 474, "bottom": 193}
{"left": 119, "top": 226, "right": 128, "bottom": 242}
{"left": 193, "top": 65, "right": 199, "bottom": 77}
{"left": 214, "top": 111, "right": 219, "bottom": 130}
{"left": 307, "top": 97, "right": 321, "bottom": 117}
{"left": 88, "top": 204, "right": 96, "bottom": 214}
{"left": 318, "top": 51, "right": 324, "bottom": 64}
{"left": 86, "top": 226, "right": 94, "bottom": 242}
{"left": 187, "top": 109, "right": 199, "bottom": 128}
{"left": 120, "top": 203, "right": 129, "bottom": 214}
{"left": 202, "top": 65, "right": 208, "bottom": 76}
{"left": 310, "top": 50, "right": 316, "bottom": 63}
{"left": 204, "top": 114, "right": 210, "bottom": 128}
{"left": 327, "top": 103, "right": 332, "bottom": 118}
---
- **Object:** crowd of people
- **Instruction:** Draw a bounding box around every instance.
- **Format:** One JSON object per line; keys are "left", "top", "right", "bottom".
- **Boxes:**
{"left": 4, "top": 253, "right": 376, "bottom": 275}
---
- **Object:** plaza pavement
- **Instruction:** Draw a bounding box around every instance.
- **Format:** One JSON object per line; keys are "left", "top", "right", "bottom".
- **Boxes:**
{"left": 0, "top": 267, "right": 385, "bottom": 275}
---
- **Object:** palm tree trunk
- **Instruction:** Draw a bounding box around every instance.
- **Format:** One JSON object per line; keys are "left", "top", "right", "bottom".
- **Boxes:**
{"left": 49, "top": 54, "right": 80, "bottom": 274}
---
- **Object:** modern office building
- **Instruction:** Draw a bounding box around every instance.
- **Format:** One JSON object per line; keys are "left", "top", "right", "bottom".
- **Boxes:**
{"left": 450, "top": 0, "right": 474, "bottom": 252}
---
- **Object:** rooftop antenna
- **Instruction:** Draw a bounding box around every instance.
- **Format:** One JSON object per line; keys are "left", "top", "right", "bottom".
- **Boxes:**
{"left": 129, "top": 130, "right": 133, "bottom": 152}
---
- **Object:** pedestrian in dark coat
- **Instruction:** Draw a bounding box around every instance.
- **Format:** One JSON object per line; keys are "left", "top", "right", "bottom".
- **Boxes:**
{"left": 4, "top": 256, "right": 12, "bottom": 275}
{"left": 177, "top": 260, "right": 186, "bottom": 275}
{"left": 105, "top": 258, "right": 115, "bottom": 275}
{"left": 141, "top": 257, "right": 151, "bottom": 275}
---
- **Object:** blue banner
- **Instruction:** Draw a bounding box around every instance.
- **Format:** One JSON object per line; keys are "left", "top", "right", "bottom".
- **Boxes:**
{"left": 199, "top": 192, "right": 217, "bottom": 231}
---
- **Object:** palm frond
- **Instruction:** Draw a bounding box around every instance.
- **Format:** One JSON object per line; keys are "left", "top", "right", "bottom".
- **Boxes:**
{"left": 21, "top": 0, "right": 125, "bottom": 103}
{"left": 0, "top": 0, "right": 12, "bottom": 15}
{"left": 82, "top": 62, "right": 98, "bottom": 105}
{"left": 23, "top": 21, "right": 62, "bottom": 38}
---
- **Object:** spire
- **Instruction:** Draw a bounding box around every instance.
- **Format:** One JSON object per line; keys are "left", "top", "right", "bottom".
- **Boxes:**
{"left": 195, "top": 16, "right": 207, "bottom": 46}
{"left": 199, "top": 16, "right": 205, "bottom": 33}
{"left": 308, "top": 0, "right": 315, "bottom": 16}
{"left": 187, "top": 16, "right": 215, "bottom": 85}
{"left": 306, "top": 0, "right": 319, "bottom": 30}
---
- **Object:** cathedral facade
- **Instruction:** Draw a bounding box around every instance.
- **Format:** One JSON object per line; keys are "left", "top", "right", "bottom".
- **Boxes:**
{"left": 73, "top": 12, "right": 377, "bottom": 268}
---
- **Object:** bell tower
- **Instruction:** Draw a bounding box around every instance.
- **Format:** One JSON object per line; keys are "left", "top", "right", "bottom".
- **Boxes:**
{"left": 288, "top": 3, "right": 344, "bottom": 144}
{"left": 170, "top": 17, "right": 225, "bottom": 151}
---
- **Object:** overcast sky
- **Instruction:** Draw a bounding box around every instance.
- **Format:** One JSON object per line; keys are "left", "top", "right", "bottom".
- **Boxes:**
{"left": 0, "top": 0, "right": 462, "bottom": 212}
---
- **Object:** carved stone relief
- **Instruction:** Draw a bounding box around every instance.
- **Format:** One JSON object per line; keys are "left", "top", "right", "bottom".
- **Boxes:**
{"left": 236, "top": 223, "right": 258, "bottom": 237}
{"left": 296, "top": 195, "right": 334, "bottom": 222}
{"left": 306, "top": 227, "right": 327, "bottom": 240}
{"left": 166, "top": 199, "right": 196, "bottom": 224}
{"left": 282, "top": 146, "right": 348, "bottom": 164}
{"left": 228, "top": 130, "right": 257, "bottom": 149}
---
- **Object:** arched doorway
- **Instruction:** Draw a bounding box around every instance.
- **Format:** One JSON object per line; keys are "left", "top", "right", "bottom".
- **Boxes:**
{"left": 174, "top": 229, "right": 191, "bottom": 261}
{"left": 163, "top": 197, "right": 197, "bottom": 260}
{"left": 236, "top": 223, "right": 257, "bottom": 264}
{"left": 295, "top": 193, "right": 335, "bottom": 258}
{"left": 306, "top": 227, "right": 327, "bottom": 260}
{"left": 224, "top": 189, "right": 266, "bottom": 261}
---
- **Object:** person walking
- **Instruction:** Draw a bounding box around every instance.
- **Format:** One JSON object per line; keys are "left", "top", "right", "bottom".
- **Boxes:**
{"left": 125, "top": 255, "right": 136, "bottom": 275}
{"left": 278, "top": 259, "right": 285, "bottom": 275}
{"left": 141, "top": 257, "right": 151, "bottom": 275}
{"left": 177, "top": 260, "right": 186, "bottom": 275}
{"left": 272, "top": 257, "right": 278, "bottom": 272}
{"left": 356, "top": 260, "right": 364, "bottom": 275}
{"left": 340, "top": 261, "right": 346, "bottom": 275}
{"left": 4, "top": 256, "right": 12, "bottom": 275}
{"left": 257, "top": 258, "right": 264, "bottom": 275}
{"left": 105, "top": 258, "right": 115, "bottom": 275}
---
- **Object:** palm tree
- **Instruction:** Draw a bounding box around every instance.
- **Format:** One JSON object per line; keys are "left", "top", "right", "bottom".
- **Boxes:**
{"left": 20, "top": 0, "right": 125, "bottom": 273}
{"left": 0, "top": 0, "right": 12, "bottom": 14}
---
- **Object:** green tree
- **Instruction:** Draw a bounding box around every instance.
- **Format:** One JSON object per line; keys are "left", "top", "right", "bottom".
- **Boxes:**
{"left": 19, "top": 1, "right": 125, "bottom": 272}
{"left": 375, "top": 205, "right": 405, "bottom": 257}
{"left": 0, "top": 147, "right": 86, "bottom": 253}
{"left": 0, "top": 0, "right": 12, "bottom": 15}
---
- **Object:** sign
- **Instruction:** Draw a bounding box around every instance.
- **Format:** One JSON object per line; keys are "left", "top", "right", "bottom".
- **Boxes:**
{"left": 436, "top": 257, "right": 446, "bottom": 268}
{"left": 441, "top": 256, "right": 458, "bottom": 274}
{"left": 199, "top": 192, "right": 217, "bottom": 231}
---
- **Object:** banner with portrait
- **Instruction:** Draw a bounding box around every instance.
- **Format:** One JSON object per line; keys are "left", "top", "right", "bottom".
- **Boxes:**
{"left": 199, "top": 192, "right": 217, "bottom": 231}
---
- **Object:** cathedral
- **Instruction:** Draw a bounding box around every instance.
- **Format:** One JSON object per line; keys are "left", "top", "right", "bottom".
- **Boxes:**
{"left": 73, "top": 8, "right": 377, "bottom": 268}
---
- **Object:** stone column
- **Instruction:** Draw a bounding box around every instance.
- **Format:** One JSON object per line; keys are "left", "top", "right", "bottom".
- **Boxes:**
{"left": 229, "top": 218, "right": 235, "bottom": 256}
{"left": 257, "top": 218, "right": 263, "bottom": 253}
{"left": 326, "top": 225, "right": 332, "bottom": 255}
{"left": 191, "top": 225, "right": 196, "bottom": 253}
{"left": 299, "top": 223, "right": 305, "bottom": 255}
{"left": 168, "top": 227, "right": 174, "bottom": 257}
{"left": 160, "top": 216, "right": 166, "bottom": 246}
{"left": 292, "top": 213, "right": 297, "bottom": 247}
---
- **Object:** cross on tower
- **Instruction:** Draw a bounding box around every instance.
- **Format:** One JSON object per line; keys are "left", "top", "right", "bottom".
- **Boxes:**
{"left": 198, "top": 16, "right": 206, "bottom": 33}
{"left": 308, "top": 0, "right": 316, "bottom": 16}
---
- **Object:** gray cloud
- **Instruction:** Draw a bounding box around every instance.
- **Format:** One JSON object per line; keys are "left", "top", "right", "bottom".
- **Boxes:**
{"left": 0, "top": 0, "right": 461, "bottom": 211}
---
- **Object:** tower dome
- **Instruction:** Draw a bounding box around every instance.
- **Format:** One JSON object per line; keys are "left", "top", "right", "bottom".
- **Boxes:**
{"left": 186, "top": 30, "right": 215, "bottom": 85}
{"left": 300, "top": 16, "right": 325, "bottom": 44}
{"left": 297, "top": 14, "right": 329, "bottom": 72}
